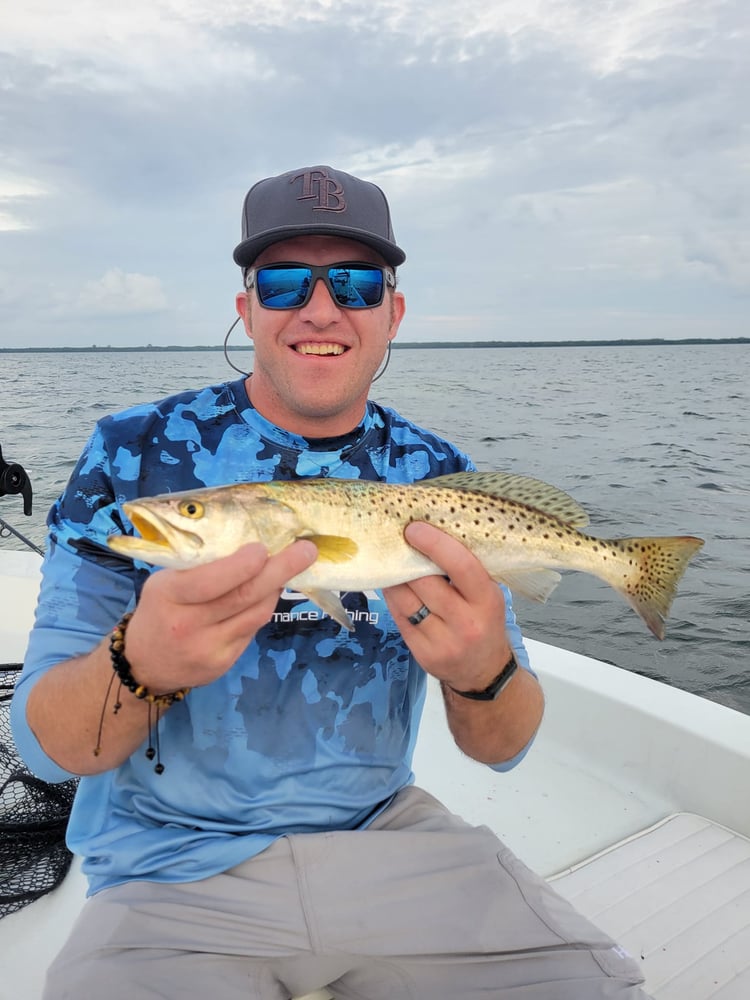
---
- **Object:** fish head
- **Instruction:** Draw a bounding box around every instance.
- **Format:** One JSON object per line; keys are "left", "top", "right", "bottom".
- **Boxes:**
{"left": 107, "top": 484, "right": 305, "bottom": 568}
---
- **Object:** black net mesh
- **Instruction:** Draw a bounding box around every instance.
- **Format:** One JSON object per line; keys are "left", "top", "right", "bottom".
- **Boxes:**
{"left": 1, "top": 664, "right": 78, "bottom": 919}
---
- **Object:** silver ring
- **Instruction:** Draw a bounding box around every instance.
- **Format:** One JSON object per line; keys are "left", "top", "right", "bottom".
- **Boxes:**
{"left": 408, "top": 604, "right": 431, "bottom": 626}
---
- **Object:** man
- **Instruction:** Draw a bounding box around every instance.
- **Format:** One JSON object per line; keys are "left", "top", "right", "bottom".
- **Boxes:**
{"left": 12, "top": 165, "right": 650, "bottom": 998}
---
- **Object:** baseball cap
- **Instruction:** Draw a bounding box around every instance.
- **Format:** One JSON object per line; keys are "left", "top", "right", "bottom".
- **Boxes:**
{"left": 233, "top": 165, "right": 406, "bottom": 269}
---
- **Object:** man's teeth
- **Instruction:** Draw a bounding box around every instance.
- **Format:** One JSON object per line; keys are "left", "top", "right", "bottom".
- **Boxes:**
{"left": 295, "top": 343, "right": 346, "bottom": 356}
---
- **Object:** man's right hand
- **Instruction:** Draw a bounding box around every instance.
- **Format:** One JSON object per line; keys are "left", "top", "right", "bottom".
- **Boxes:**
{"left": 25, "top": 539, "right": 319, "bottom": 775}
{"left": 124, "top": 539, "right": 319, "bottom": 693}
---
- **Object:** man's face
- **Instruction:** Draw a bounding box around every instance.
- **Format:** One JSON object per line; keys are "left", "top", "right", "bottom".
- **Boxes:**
{"left": 236, "top": 236, "right": 405, "bottom": 438}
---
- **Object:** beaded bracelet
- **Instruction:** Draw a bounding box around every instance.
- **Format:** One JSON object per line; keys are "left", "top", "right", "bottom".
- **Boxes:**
{"left": 108, "top": 612, "right": 190, "bottom": 709}
{"left": 94, "top": 612, "right": 191, "bottom": 774}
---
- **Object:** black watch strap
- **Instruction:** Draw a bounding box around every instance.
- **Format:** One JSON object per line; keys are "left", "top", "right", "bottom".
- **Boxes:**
{"left": 448, "top": 652, "right": 518, "bottom": 701}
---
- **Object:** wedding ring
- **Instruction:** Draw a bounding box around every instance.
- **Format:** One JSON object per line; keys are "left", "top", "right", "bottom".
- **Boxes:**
{"left": 407, "top": 604, "right": 431, "bottom": 626}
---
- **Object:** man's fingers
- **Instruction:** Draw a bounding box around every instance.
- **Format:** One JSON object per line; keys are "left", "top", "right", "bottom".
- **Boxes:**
{"left": 404, "top": 521, "right": 491, "bottom": 603}
{"left": 383, "top": 578, "right": 449, "bottom": 628}
{"left": 229, "top": 539, "right": 318, "bottom": 617}
{"left": 129, "top": 539, "right": 321, "bottom": 687}
{"left": 158, "top": 543, "right": 266, "bottom": 604}
{"left": 151, "top": 540, "right": 318, "bottom": 609}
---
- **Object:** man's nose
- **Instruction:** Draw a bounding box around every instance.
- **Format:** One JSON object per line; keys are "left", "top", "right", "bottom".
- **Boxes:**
{"left": 299, "top": 276, "right": 342, "bottom": 320}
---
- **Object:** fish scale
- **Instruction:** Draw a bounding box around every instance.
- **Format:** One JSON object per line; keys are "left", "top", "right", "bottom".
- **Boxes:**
{"left": 107, "top": 472, "right": 704, "bottom": 638}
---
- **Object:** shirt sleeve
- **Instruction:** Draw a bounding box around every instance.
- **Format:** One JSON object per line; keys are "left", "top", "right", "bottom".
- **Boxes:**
{"left": 10, "top": 427, "right": 141, "bottom": 783}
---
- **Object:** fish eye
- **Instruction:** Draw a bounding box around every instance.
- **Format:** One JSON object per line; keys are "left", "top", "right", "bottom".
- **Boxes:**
{"left": 178, "top": 500, "right": 204, "bottom": 519}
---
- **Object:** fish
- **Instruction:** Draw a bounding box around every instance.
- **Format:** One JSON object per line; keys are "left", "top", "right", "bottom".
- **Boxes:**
{"left": 107, "top": 472, "right": 704, "bottom": 638}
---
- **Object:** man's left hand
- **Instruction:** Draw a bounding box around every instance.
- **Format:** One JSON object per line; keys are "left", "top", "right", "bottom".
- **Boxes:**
{"left": 383, "top": 521, "right": 513, "bottom": 692}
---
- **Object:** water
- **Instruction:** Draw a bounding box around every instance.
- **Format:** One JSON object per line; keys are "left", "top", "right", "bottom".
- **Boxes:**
{"left": 2, "top": 345, "right": 748, "bottom": 713}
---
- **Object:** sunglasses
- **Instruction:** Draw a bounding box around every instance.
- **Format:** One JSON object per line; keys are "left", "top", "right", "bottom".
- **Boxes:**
{"left": 244, "top": 262, "right": 396, "bottom": 310}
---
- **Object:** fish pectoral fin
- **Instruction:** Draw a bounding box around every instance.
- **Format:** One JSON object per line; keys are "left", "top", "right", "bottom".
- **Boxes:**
{"left": 495, "top": 568, "right": 562, "bottom": 604}
{"left": 302, "top": 589, "right": 354, "bottom": 632}
{"left": 308, "top": 535, "right": 358, "bottom": 563}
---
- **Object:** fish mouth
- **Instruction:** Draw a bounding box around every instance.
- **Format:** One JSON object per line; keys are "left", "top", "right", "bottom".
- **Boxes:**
{"left": 123, "top": 503, "right": 203, "bottom": 554}
{"left": 293, "top": 342, "right": 348, "bottom": 357}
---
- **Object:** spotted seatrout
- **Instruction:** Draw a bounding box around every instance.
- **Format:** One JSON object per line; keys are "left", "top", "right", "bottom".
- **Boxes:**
{"left": 107, "top": 471, "right": 704, "bottom": 637}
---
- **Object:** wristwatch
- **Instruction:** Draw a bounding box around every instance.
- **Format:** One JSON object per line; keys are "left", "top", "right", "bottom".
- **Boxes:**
{"left": 448, "top": 651, "right": 518, "bottom": 701}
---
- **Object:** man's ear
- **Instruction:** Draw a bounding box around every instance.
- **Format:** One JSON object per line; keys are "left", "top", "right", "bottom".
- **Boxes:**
{"left": 235, "top": 292, "right": 255, "bottom": 342}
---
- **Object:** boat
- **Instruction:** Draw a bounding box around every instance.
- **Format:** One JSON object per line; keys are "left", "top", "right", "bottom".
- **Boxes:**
{"left": 1, "top": 456, "right": 749, "bottom": 1000}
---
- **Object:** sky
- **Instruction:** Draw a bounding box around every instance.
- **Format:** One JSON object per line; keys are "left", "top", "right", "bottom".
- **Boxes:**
{"left": 0, "top": 0, "right": 747, "bottom": 348}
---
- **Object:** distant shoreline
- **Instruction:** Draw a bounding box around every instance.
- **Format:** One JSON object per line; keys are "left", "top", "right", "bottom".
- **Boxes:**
{"left": 1, "top": 337, "right": 748, "bottom": 353}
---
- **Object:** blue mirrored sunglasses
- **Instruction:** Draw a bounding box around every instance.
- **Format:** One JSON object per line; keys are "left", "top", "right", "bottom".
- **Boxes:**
{"left": 244, "top": 262, "right": 396, "bottom": 310}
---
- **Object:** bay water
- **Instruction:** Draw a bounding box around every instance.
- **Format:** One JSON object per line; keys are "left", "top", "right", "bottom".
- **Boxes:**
{"left": 2, "top": 344, "right": 748, "bottom": 713}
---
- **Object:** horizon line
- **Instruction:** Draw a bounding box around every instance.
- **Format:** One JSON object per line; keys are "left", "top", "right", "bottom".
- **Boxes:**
{"left": 1, "top": 336, "right": 749, "bottom": 353}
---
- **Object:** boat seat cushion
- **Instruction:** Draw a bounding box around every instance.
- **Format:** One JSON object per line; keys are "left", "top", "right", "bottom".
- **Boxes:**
{"left": 550, "top": 812, "right": 750, "bottom": 999}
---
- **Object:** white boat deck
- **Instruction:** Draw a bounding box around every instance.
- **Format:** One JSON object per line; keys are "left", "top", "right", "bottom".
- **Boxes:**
{"left": 554, "top": 812, "right": 750, "bottom": 998}
{"left": 415, "top": 638, "right": 750, "bottom": 878}
{"left": 0, "top": 549, "right": 42, "bottom": 660}
{"left": 2, "top": 550, "right": 749, "bottom": 999}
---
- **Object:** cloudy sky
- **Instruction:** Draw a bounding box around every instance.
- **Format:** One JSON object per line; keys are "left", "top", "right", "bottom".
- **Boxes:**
{"left": 0, "top": 0, "right": 747, "bottom": 348}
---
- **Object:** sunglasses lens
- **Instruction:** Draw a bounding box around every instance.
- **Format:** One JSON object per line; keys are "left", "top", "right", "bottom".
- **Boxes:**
{"left": 255, "top": 267, "right": 313, "bottom": 308}
{"left": 252, "top": 264, "right": 388, "bottom": 309}
{"left": 328, "top": 267, "right": 384, "bottom": 308}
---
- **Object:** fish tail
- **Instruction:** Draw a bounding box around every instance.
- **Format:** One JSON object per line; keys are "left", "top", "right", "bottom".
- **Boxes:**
{"left": 610, "top": 535, "right": 704, "bottom": 639}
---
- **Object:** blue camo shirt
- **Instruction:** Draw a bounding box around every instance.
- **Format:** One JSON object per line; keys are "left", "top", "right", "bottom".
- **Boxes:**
{"left": 12, "top": 378, "right": 534, "bottom": 895}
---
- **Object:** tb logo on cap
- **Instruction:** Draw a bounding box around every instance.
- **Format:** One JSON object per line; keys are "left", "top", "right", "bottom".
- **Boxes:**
{"left": 291, "top": 169, "right": 346, "bottom": 213}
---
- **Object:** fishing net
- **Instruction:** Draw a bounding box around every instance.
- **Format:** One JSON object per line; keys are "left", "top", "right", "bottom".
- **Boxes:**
{"left": 0, "top": 664, "right": 78, "bottom": 919}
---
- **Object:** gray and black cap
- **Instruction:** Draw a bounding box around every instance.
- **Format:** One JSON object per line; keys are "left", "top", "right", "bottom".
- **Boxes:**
{"left": 233, "top": 165, "right": 406, "bottom": 269}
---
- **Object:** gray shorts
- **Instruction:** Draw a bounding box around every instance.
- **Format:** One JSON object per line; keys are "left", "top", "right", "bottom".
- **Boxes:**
{"left": 45, "top": 787, "right": 651, "bottom": 999}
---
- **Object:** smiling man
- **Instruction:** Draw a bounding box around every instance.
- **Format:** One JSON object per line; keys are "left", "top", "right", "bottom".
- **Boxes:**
{"left": 235, "top": 235, "right": 404, "bottom": 436}
{"left": 233, "top": 168, "right": 407, "bottom": 437}
{"left": 12, "top": 165, "right": 651, "bottom": 999}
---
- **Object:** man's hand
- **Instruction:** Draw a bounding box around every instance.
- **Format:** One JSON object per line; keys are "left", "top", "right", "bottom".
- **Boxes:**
{"left": 383, "top": 522, "right": 544, "bottom": 766}
{"left": 383, "top": 522, "right": 511, "bottom": 692}
{"left": 26, "top": 539, "right": 319, "bottom": 775}
{"left": 124, "top": 539, "right": 319, "bottom": 693}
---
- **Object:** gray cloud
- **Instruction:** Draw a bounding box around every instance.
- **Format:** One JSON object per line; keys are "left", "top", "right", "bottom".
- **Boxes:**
{"left": 0, "top": 0, "right": 747, "bottom": 347}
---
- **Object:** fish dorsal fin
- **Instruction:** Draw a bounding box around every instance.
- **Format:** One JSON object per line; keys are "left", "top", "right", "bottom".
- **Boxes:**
{"left": 308, "top": 534, "right": 359, "bottom": 563}
{"left": 423, "top": 472, "right": 590, "bottom": 528}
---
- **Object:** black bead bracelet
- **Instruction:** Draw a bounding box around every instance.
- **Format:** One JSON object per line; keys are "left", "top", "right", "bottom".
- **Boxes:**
{"left": 94, "top": 612, "right": 191, "bottom": 774}
{"left": 109, "top": 612, "right": 190, "bottom": 709}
